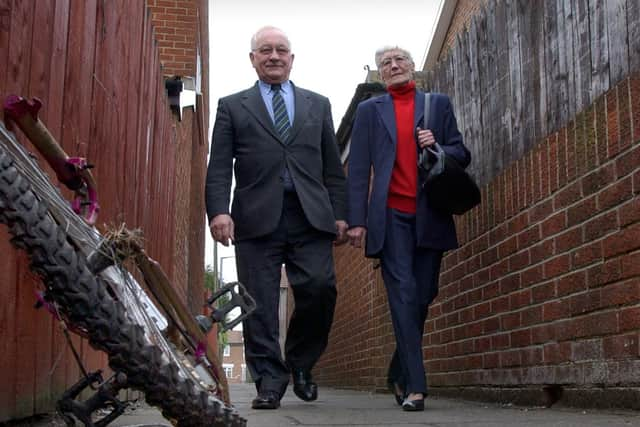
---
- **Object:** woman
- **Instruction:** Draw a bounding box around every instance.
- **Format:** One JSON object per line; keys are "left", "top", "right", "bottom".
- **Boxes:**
{"left": 346, "top": 46, "right": 471, "bottom": 411}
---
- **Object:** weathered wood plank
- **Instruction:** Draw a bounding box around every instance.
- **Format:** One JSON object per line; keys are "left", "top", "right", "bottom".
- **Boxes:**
{"left": 507, "top": 0, "right": 524, "bottom": 159}
{"left": 590, "top": 0, "right": 610, "bottom": 96}
{"left": 484, "top": 0, "right": 501, "bottom": 182}
{"left": 560, "top": 0, "right": 577, "bottom": 121}
{"left": 452, "top": 34, "right": 465, "bottom": 149}
{"left": 518, "top": 0, "right": 542, "bottom": 146}
{"left": 460, "top": 31, "right": 474, "bottom": 161}
{"left": 477, "top": 4, "right": 492, "bottom": 186}
{"left": 573, "top": 0, "right": 592, "bottom": 114}
{"left": 628, "top": 0, "right": 640, "bottom": 72}
{"left": 607, "top": 0, "right": 629, "bottom": 85}
{"left": 495, "top": 0, "right": 512, "bottom": 176}
{"left": 544, "top": 0, "right": 560, "bottom": 133}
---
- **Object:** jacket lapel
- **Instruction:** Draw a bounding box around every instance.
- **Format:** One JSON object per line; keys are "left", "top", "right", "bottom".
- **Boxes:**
{"left": 374, "top": 94, "right": 397, "bottom": 144}
{"left": 288, "top": 83, "right": 310, "bottom": 142}
{"left": 241, "top": 83, "right": 281, "bottom": 143}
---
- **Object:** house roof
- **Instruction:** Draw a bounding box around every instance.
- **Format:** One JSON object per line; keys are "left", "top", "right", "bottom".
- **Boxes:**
{"left": 336, "top": 82, "right": 386, "bottom": 157}
{"left": 422, "top": 0, "right": 458, "bottom": 71}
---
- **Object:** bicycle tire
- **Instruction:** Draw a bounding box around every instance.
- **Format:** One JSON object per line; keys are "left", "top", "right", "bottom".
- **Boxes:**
{"left": 0, "top": 147, "right": 245, "bottom": 427}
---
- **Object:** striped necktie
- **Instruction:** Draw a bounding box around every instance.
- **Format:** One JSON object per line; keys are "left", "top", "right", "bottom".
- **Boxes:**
{"left": 271, "top": 84, "right": 291, "bottom": 142}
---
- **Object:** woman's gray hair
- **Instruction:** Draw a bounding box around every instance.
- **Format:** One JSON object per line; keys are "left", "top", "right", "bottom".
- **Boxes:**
{"left": 250, "top": 26, "right": 291, "bottom": 51}
{"left": 374, "top": 46, "right": 414, "bottom": 68}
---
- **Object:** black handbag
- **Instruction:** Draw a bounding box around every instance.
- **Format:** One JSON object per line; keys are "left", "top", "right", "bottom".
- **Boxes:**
{"left": 418, "top": 94, "right": 481, "bottom": 215}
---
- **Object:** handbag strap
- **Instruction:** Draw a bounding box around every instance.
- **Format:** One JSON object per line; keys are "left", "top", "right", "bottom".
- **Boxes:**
{"left": 423, "top": 92, "right": 431, "bottom": 129}
{"left": 418, "top": 93, "right": 432, "bottom": 169}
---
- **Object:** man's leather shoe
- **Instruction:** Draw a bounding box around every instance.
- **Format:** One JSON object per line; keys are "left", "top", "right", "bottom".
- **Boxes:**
{"left": 251, "top": 391, "right": 280, "bottom": 409}
{"left": 291, "top": 369, "right": 318, "bottom": 402}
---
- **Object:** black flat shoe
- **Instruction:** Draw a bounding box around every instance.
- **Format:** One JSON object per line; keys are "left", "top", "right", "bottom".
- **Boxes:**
{"left": 292, "top": 368, "right": 318, "bottom": 402}
{"left": 251, "top": 391, "right": 280, "bottom": 409}
{"left": 387, "top": 381, "right": 404, "bottom": 406}
{"left": 402, "top": 397, "right": 425, "bottom": 411}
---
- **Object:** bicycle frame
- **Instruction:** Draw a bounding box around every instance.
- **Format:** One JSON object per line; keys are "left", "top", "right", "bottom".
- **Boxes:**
{"left": 1, "top": 96, "right": 251, "bottom": 426}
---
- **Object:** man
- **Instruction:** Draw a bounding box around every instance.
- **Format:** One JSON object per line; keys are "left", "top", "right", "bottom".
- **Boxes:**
{"left": 205, "top": 26, "right": 347, "bottom": 410}
{"left": 346, "top": 46, "right": 471, "bottom": 411}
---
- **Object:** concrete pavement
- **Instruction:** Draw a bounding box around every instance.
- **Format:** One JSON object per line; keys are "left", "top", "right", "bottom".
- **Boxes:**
{"left": 9, "top": 383, "right": 640, "bottom": 426}
{"left": 111, "top": 383, "right": 640, "bottom": 427}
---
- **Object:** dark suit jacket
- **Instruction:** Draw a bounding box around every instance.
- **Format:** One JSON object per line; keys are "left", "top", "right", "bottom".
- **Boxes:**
{"left": 205, "top": 82, "right": 346, "bottom": 242}
{"left": 347, "top": 91, "right": 471, "bottom": 257}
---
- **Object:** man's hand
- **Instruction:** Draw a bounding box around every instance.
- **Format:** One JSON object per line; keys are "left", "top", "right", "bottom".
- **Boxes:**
{"left": 209, "top": 214, "right": 235, "bottom": 247}
{"left": 347, "top": 226, "right": 366, "bottom": 249}
{"left": 334, "top": 220, "right": 348, "bottom": 246}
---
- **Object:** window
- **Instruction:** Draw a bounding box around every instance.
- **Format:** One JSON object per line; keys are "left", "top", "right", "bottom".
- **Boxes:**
{"left": 223, "top": 364, "right": 233, "bottom": 379}
{"left": 223, "top": 345, "right": 230, "bottom": 357}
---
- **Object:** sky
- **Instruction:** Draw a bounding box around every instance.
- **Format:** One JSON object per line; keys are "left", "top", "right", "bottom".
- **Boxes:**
{"left": 206, "top": 0, "right": 443, "bottom": 282}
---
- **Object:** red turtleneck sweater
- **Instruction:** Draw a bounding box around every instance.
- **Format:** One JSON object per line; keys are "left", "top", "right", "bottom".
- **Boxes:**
{"left": 387, "top": 81, "right": 417, "bottom": 213}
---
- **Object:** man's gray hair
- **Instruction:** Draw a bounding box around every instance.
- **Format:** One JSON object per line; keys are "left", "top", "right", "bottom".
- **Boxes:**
{"left": 250, "top": 26, "right": 291, "bottom": 51}
{"left": 374, "top": 46, "right": 414, "bottom": 69}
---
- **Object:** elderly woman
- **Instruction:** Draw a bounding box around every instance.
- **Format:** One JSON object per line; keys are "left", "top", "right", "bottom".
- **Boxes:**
{"left": 346, "top": 46, "right": 471, "bottom": 411}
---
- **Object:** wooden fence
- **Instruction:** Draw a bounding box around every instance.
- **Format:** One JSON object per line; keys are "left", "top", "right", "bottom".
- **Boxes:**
{"left": 426, "top": 0, "right": 640, "bottom": 187}
{"left": 0, "top": 0, "right": 208, "bottom": 421}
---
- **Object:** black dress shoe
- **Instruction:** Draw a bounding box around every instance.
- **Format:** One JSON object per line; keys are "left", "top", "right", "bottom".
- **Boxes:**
{"left": 402, "top": 396, "right": 425, "bottom": 411}
{"left": 251, "top": 391, "right": 280, "bottom": 409}
{"left": 291, "top": 369, "right": 318, "bottom": 402}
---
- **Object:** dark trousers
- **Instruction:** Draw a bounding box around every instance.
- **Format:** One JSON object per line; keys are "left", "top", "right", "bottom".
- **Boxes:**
{"left": 381, "top": 208, "right": 443, "bottom": 395}
{"left": 235, "top": 192, "right": 337, "bottom": 397}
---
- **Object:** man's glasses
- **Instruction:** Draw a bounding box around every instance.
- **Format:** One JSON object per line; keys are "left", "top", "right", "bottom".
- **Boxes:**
{"left": 254, "top": 45, "right": 291, "bottom": 56}
{"left": 380, "top": 55, "right": 410, "bottom": 68}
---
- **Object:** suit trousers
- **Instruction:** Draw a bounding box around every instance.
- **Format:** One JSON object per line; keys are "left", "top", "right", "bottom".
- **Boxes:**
{"left": 381, "top": 208, "right": 443, "bottom": 395}
{"left": 235, "top": 191, "right": 337, "bottom": 397}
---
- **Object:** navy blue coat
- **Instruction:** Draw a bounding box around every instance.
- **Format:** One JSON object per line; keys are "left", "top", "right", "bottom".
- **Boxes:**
{"left": 347, "top": 91, "right": 471, "bottom": 258}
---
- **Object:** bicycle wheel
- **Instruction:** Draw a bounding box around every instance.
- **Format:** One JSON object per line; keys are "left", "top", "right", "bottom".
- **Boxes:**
{"left": 0, "top": 146, "right": 245, "bottom": 426}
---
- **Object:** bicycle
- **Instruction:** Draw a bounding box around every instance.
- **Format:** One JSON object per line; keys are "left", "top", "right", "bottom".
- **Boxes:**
{"left": 1, "top": 96, "right": 255, "bottom": 427}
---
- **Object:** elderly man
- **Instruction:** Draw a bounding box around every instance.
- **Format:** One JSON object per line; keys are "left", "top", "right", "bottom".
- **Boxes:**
{"left": 205, "top": 26, "right": 347, "bottom": 410}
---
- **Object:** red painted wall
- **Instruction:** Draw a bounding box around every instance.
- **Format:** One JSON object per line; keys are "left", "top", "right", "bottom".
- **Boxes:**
{"left": 0, "top": 0, "right": 209, "bottom": 421}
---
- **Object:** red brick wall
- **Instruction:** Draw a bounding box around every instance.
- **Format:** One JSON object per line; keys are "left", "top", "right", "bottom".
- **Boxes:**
{"left": 318, "top": 74, "right": 640, "bottom": 408}
{"left": 147, "top": 0, "right": 198, "bottom": 77}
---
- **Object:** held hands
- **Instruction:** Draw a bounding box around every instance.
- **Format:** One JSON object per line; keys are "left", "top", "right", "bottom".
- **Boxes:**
{"left": 334, "top": 220, "right": 348, "bottom": 246}
{"left": 347, "top": 226, "right": 366, "bottom": 249}
{"left": 416, "top": 127, "right": 435, "bottom": 149}
{"left": 210, "top": 214, "right": 235, "bottom": 247}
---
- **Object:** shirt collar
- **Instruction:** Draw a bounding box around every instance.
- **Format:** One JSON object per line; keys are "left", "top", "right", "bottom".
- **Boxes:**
{"left": 258, "top": 80, "right": 293, "bottom": 95}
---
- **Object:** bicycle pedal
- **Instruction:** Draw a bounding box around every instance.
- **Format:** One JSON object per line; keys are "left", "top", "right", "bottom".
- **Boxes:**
{"left": 57, "top": 371, "right": 129, "bottom": 427}
{"left": 205, "top": 281, "right": 257, "bottom": 332}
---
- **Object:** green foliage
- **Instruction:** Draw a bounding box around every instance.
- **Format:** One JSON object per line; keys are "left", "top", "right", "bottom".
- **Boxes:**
{"left": 204, "top": 264, "right": 217, "bottom": 291}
